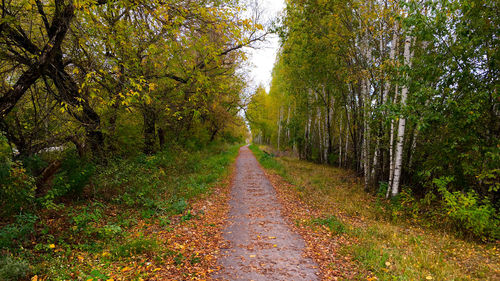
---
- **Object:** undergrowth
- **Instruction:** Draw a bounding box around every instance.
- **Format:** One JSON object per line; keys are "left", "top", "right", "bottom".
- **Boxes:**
{"left": 0, "top": 142, "right": 241, "bottom": 280}
{"left": 250, "top": 145, "right": 499, "bottom": 280}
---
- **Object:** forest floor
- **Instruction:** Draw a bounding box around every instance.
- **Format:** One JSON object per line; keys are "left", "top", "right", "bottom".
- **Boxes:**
{"left": 250, "top": 145, "right": 499, "bottom": 280}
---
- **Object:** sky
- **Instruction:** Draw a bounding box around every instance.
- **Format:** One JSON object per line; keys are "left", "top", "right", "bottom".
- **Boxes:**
{"left": 244, "top": 0, "right": 285, "bottom": 92}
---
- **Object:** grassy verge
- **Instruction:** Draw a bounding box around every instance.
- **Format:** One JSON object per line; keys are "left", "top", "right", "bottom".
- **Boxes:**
{"left": 0, "top": 142, "right": 241, "bottom": 280}
{"left": 248, "top": 144, "right": 285, "bottom": 175}
{"left": 250, "top": 144, "right": 499, "bottom": 280}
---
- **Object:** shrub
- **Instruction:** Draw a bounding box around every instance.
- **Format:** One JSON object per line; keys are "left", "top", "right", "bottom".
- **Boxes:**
{"left": 0, "top": 213, "right": 38, "bottom": 250}
{"left": 50, "top": 153, "right": 95, "bottom": 199}
{"left": 0, "top": 256, "right": 31, "bottom": 281}
{"left": 435, "top": 176, "right": 499, "bottom": 240}
{"left": 0, "top": 160, "right": 36, "bottom": 217}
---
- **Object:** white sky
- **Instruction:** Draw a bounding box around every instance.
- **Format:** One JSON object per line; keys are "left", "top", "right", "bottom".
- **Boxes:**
{"left": 244, "top": 0, "right": 285, "bottom": 92}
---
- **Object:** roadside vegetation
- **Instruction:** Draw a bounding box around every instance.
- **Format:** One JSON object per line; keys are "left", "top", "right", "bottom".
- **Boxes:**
{"left": 0, "top": 141, "right": 240, "bottom": 280}
{"left": 251, "top": 145, "right": 499, "bottom": 280}
{"left": 247, "top": 0, "right": 499, "bottom": 242}
{"left": 0, "top": 0, "right": 260, "bottom": 279}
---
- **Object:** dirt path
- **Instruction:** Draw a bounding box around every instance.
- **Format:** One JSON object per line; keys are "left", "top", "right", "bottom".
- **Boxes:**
{"left": 213, "top": 146, "right": 319, "bottom": 280}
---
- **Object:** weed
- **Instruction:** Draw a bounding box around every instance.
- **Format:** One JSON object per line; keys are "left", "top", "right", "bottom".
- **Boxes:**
{"left": 85, "top": 269, "right": 109, "bottom": 280}
{"left": 113, "top": 238, "right": 158, "bottom": 258}
{"left": 173, "top": 252, "right": 185, "bottom": 266}
{"left": 311, "top": 216, "right": 346, "bottom": 235}
{"left": 0, "top": 213, "right": 37, "bottom": 250}
{"left": 0, "top": 256, "right": 31, "bottom": 281}
{"left": 171, "top": 198, "right": 188, "bottom": 214}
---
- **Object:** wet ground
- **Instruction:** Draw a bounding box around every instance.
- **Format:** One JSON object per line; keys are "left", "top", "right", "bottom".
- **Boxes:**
{"left": 213, "top": 146, "right": 319, "bottom": 280}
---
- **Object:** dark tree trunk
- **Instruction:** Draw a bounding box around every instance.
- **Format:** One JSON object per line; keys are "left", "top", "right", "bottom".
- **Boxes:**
{"left": 35, "top": 160, "right": 62, "bottom": 197}
{"left": 158, "top": 127, "right": 166, "bottom": 149}
{"left": 210, "top": 127, "right": 219, "bottom": 142}
{"left": 143, "top": 107, "right": 156, "bottom": 155}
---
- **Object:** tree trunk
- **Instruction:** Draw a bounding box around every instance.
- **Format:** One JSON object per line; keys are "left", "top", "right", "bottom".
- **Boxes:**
{"left": 143, "top": 106, "right": 156, "bottom": 155}
{"left": 390, "top": 35, "right": 413, "bottom": 197}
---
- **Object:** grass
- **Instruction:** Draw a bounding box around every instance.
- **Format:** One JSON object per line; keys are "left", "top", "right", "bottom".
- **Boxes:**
{"left": 248, "top": 144, "right": 286, "bottom": 175}
{"left": 250, "top": 144, "right": 499, "bottom": 280}
{"left": 0, "top": 142, "right": 241, "bottom": 280}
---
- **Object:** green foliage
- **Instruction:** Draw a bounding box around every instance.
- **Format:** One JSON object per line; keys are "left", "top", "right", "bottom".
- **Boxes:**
{"left": 248, "top": 0, "right": 499, "bottom": 240}
{"left": 0, "top": 256, "right": 31, "bottom": 281}
{"left": 312, "top": 216, "right": 346, "bottom": 235}
{"left": 435, "top": 177, "right": 499, "bottom": 240}
{"left": 0, "top": 159, "right": 36, "bottom": 217}
{"left": 171, "top": 198, "right": 188, "bottom": 215}
{"left": 42, "top": 153, "right": 95, "bottom": 206}
{"left": 113, "top": 238, "right": 158, "bottom": 258}
{"left": 248, "top": 144, "right": 285, "bottom": 175}
{"left": 0, "top": 213, "right": 37, "bottom": 250}
{"left": 85, "top": 269, "right": 109, "bottom": 280}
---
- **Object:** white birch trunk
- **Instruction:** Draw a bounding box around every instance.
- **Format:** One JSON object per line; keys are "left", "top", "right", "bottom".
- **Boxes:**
{"left": 277, "top": 107, "right": 281, "bottom": 152}
{"left": 390, "top": 35, "right": 413, "bottom": 197}
{"left": 362, "top": 33, "right": 372, "bottom": 188}
{"left": 385, "top": 21, "right": 399, "bottom": 198}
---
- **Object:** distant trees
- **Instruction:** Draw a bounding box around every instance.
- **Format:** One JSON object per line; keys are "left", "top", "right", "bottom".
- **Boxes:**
{"left": 247, "top": 0, "right": 499, "bottom": 234}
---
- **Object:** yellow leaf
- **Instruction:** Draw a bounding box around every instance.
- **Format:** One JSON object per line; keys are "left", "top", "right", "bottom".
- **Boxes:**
{"left": 268, "top": 236, "right": 276, "bottom": 239}
{"left": 106, "top": 279, "right": 114, "bottom": 281}
{"left": 121, "top": 266, "right": 132, "bottom": 272}
{"left": 31, "top": 275, "right": 38, "bottom": 281}
{"left": 249, "top": 255, "right": 256, "bottom": 258}
{"left": 49, "top": 244, "right": 55, "bottom": 249}
{"left": 78, "top": 256, "right": 84, "bottom": 262}
{"left": 426, "top": 276, "right": 433, "bottom": 280}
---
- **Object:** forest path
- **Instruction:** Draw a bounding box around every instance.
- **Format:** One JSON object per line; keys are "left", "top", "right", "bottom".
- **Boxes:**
{"left": 213, "top": 146, "right": 319, "bottom": 280}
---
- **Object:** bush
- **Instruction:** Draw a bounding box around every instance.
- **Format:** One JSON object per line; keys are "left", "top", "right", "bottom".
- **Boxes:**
{"left": 435, "top": 176, "right": 499, "bottom": 240}
{"left": 0, "top": 160, "right": 36, "bottom": 218}
{"left": 0, "top": 213, "right": 38, "bottom": 250}
{"left": 50, "top": 153, "right": 95, "bottom": 200}
{"left": 0, "top": 256, "right": 31, "bottom": 281}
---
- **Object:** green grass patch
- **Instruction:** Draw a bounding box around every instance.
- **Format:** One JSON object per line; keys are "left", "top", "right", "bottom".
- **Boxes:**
{"left": 311, "top": 215, "right": 347, "bottom": 235}
{"left": 248, "top": 144, "right": 285, "bottom": 175}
